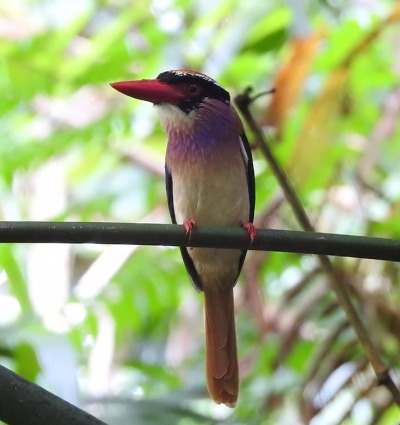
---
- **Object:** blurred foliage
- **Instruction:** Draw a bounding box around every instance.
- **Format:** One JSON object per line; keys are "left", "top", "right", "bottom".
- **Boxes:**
{"left": 1, "top": 0, "right": 400, "bottom": 424}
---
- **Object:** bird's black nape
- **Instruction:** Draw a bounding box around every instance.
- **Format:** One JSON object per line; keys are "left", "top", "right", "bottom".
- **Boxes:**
{"left": 156, "top": 69, "right": 230, "bottom": 113}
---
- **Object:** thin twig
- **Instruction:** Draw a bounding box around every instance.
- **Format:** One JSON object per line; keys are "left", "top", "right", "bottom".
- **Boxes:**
{"left": 236, "top": 87, "right": 313, "bottom": 231}
{"left": 235, "top": 88, "right": 400, "bottom": 405}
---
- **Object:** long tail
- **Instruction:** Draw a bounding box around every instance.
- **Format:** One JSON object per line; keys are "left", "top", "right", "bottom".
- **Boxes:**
{"left": 204, "top": 288, "right": 238, "bottom": 407}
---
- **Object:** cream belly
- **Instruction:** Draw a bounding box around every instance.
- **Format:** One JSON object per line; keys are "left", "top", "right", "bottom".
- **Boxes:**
{"left": 171, "top": 156, "right": 249, "bottom": 288}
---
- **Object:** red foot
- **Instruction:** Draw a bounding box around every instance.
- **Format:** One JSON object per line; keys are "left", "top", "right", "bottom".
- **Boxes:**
{"left": 242, "top": 222, "right": 257, "bottom": 243}
{"left": 183, "top": 219, "right": 196, "bottom": 239}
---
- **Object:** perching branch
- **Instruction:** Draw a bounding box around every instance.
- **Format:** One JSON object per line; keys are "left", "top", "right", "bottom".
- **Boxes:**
{"left": 0, "top": 364, "right": 107, "bottom": 425}
{"left": 0, "top": 221, "right": 399, "bottom": 261}
{"left": 234, "top": 88, "right": 400, "bottom": 405}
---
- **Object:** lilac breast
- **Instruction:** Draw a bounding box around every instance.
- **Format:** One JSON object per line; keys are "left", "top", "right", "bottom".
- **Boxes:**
{"left": 165, "top": 99, "right": 243, "bottom": 164}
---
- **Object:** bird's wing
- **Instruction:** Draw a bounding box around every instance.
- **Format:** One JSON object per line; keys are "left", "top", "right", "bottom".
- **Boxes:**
{"left": 239, "top": 131, "right": 255, "bottom": 222}
{"left": 165, "top": 164, "right": 177, "bottom": 224}
{"left": 165, "top": 164, "right": 203, "bottom": 292}
{"left": 237, "top": 132, "right": 256, "bottom": 276}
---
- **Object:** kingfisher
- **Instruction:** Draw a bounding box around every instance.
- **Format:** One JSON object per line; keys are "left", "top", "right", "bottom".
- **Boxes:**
{"left": 111, "top": 69, "right": 255, "bottom": 407}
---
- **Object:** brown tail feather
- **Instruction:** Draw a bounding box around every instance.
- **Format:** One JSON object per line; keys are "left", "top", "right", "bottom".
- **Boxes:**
{"left": 204, "top": 289, "right": 238, "bottom": 407}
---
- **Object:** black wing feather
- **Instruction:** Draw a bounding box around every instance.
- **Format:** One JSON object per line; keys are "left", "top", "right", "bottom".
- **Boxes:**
{"left": 165, "top": 165, "right": 204, "bottom": 292}
{"left": 241, "top": 131, "right": 255, "bottom": 221}
{"left": 237, "top": 131, "right": 255, "bottom": 276}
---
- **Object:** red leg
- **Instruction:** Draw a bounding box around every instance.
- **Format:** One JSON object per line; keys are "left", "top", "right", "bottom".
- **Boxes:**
{"left": 242, "top": 222, "right": 257, "bottom": 243}
{"left": 183, "top": 219, "right": 196, "bottom": 238}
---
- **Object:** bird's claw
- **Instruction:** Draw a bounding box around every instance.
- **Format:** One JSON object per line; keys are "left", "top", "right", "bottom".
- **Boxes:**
{"left": 242, "top": 222, "right": 257, "bottom": 243}
{"left": 183, "top": 219, "right": 196, "bottom": 240}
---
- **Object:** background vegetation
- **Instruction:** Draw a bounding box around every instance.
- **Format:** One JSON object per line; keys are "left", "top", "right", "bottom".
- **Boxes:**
{"left": 1, "top": 0, "right": 400, "bottom": 424}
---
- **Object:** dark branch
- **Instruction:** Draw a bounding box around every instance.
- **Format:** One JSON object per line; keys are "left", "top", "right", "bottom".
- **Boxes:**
{"left": 0, "top": 221, "right": 398, "bottom": 262}
{"left": 0, "top": 364, "right": 107, "bottom": 425}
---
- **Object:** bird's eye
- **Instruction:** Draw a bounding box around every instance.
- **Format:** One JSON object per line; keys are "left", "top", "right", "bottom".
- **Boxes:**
{"left": 188, "top": 84, "right": 200, "bottom": 95}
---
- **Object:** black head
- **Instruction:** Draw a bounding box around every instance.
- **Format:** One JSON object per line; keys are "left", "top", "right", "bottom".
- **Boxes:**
{"left": 156, "top": 69, "right": 230, "bottom": 113}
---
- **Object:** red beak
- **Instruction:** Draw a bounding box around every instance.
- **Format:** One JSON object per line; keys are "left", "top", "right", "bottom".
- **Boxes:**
{"left": 110, "top": 79, "right": 185, "bottom": 104}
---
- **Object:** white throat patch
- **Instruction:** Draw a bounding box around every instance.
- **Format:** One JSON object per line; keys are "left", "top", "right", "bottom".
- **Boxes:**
{"left": 156, "top": 104, "right": 196, "bottom": 133}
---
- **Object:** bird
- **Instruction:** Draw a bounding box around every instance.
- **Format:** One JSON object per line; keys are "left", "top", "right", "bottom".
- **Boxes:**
{"left": 111, "top": 69, "right": 255, "bottom": 407}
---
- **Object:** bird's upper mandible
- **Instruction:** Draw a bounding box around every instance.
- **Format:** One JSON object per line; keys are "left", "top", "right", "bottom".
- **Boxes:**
{"left": 111, "top": 69, "right": 231, "bottom": 114}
